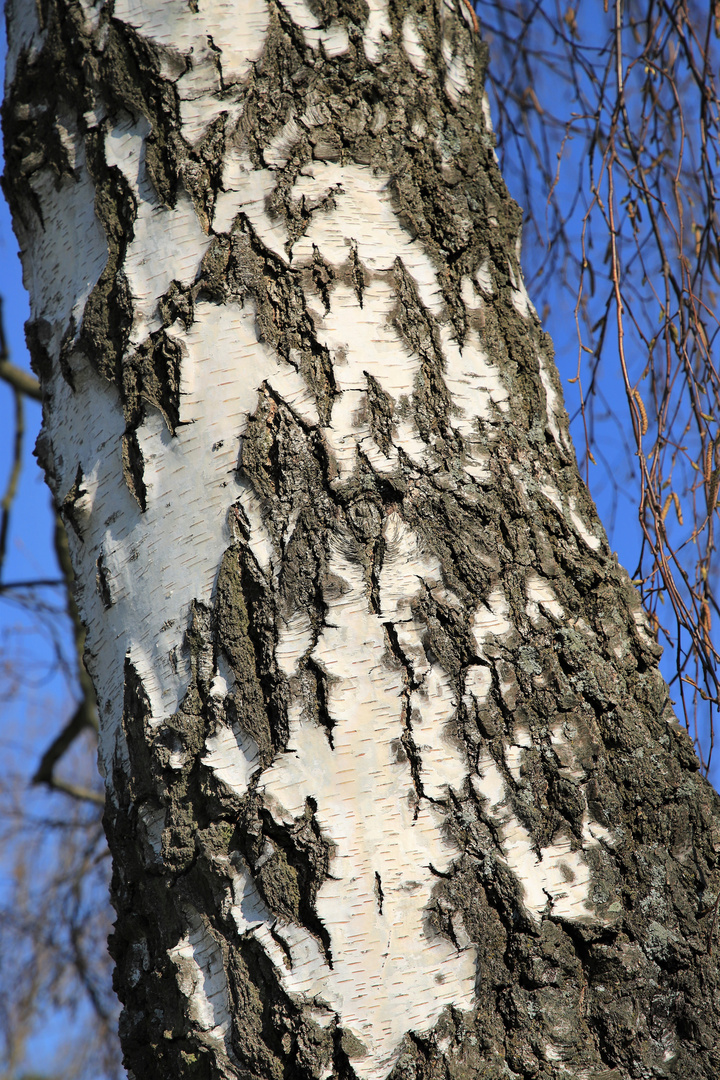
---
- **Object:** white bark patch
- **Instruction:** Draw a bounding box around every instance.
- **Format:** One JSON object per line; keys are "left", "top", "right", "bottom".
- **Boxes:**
{"left": 508, "top": 263, "right": 537, "bottom": 321}
{"left": 441, "top": 38, "right": 472, "bottom": 106}
{"left": 504, "top": 725, "right": 533, "bottom": 784}
{"left": 45, "top": 300, "right": 297, "bottom": 774}
{"left": 379, "top": 513, "right": 464, "bottom": 681}
{"left": 481, "top": 92, "right": 494, "bottom": 135}
{"left": 104, "top": 114, "right": 213, "bottom": 341}
{"left": 438, "top": 2, "right": 475, "bottom": 106}
{"left": 411, "top": 665, "right": 467, "bottom": 798}
{"left": 22, "top": 133, "right": 107, "bottom": 359}
{"left": 460, "top": 274, "right": 480, "bottom": 310}
{"left": 176, "top": 46, "right": 230, "bottom": 146}
{"left": 440, "top": 322, "right": 510, "bottom": 424}
{"left": 115, "top": 303, "right": 276, "bottom": 722}
{"left": 632, "top": 607, "right": 655, "bottom": 647}
{"left": 442, "top": 281, "right": 507, "bottom": 455}
{"left": 278, "top": 0, "right": 349, "bottom": 54}
{"left": 214, "top": 156, "right": 292, "bottom": 261}
{"left": 525, "top": 572, "right": 564, "bottom": 625}
{"left": 472, "top": 746, "right": 612, "bottom": 923}
{"left": 276, "top": 611, "right": 315, "bottom": 677}
{"left": 363, "top": 0, "right": 392, "bottom": 63}
{"left": 475, "top": 259, "right": 494, "bottom": 297}
{"left": 277, "top": 0, "right": 320, "bottom": 29}
{"left": 264, "top": 356, "right": 321, "bottom": 427}
{"left": 539, "top": 481, "right": 563, "bottom": 514}
{"left": 113, "top": 0, "right": 268, "bottom": 86}
{"left": 379, "top": 513, "right": 444, "bottom": 615}
{"left": 471, "top": 588, "right": 511, "bottom": 645}
{"left": 202, "top": 723, "right": 261, "bottom": 798}
{"left": 39, "top": 365, "right": 135, "bottom": 776}
{"left": 568, "top": 496, "right": 602, "bottom": 551}
{"left": 292, "top": 165, "right": 445, "bottom": 315}
{"left": 209, "top": 658, "right": 233, "bottom": 700}
{"left": 540, "top": 481, "right": 602, "bottom": 552}
{"left": 245, "top": 537, "right": 476, "bottom": 1079}
{"left": 402, "top": 14, "right": 428, "bottom": 72}
{"left": 537, "top": 351, "right": 572, "bottom": 454}
{"left": 138, "top": 804, "right": 166, "bottom": 858}
{"left": 233, "top": 480, "right": 276, "bottom": 573}
{"left": 480, "top": 92, "right": 501, "bottom": 165}
{"left": 304, "top": 277, "right": 424, "bottom": 479}
{"left": 463, "top": 665, "right": 492, "bottom": 708}
{"left": 226, "top": 855, "right": 274, "bottom": 931}
{"left": 378, "top": 517, "right": 468, "bottom": 796}
{"left": 315, "top": 23, "right": 350, "bottom": 56}
{"left": 288, "top": 164, "right": 510, "bottom": 482}
{"left": 169, "top": 912, "right": 231, "bottom": 1048}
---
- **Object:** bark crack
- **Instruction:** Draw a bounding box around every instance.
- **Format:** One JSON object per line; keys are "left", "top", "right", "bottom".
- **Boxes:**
{"left": 374, "top": 871, "right": 384, "bottom": 915}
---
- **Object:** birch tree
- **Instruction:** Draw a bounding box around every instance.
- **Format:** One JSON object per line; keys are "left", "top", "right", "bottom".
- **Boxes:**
{"left": 4, "top": 1, "right": 720, "bottom": 1078}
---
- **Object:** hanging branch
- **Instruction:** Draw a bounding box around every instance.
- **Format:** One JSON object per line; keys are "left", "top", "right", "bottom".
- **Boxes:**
{"left": 481, "top": 0, "right": 720, "bottom": 772}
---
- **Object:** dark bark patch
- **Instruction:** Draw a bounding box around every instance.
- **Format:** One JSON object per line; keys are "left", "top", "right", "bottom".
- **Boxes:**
{"left": 215, "top": 545, "right": 286, "bottom": 760}
{"left": 349, "top": 238, "right": 366, "bottom": 306}
{"left": 311, "top": 243, "right": 336, "bottom": 313}
{"left": 81, "top": 129, "right": 137, "bottom": 382}
{"left": 96, "top": 551, "right": 113, "bottom": 609}
{"left": 240, "top": 389, "right": 335, "bottom": 555}
{"left": 392, "top": 257, "right": 451, "bottom": 441}
{"left": 158, "top": 279, "right": 196, "bottom": 330}
{"left": 180, "top": 111, "right": 227, "bottom": 231}
{"left": 123, "top": 329, "right": 183, "bottom": 433}
{"left": 101, "top": 19, "right": 181, "bottom": 207}
{"left": 365, "top": 371, "right": 395, "bottom": 455}
{"left": 121, "top": 429, "right": 147, "bottom": 511}
{"left": 306, "top": 657, "right": 335, "bottom": 748}
{"left": 24, "top": 319, "right": 54, "bottom": 383}
{"left": 60, "top": 462, "right": 86, "bottom": 539}
{"left": 256, "top": 845, "right": 301, "bottom": 921}
{"left": 258, "top": 799, "right": 335, "bottom": 967}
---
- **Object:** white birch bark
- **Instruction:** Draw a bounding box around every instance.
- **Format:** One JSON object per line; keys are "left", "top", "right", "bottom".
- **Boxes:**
{"left": 5, "top": 1, "right": 720, "bottom": 1078}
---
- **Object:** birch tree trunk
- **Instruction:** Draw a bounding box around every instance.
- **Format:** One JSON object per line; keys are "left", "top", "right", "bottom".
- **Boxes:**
{"left": 4, "top": 1, "right": 720, "bottom": 1077}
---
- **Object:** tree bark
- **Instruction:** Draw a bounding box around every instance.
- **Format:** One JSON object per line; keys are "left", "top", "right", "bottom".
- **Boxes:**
{"left": 4, "top": 1, "right": 720, "bottom": 1077}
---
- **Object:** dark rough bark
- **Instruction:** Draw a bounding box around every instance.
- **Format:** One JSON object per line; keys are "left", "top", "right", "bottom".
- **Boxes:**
{"left": 4, "top": 1, "right": 720, "bottom": 1079}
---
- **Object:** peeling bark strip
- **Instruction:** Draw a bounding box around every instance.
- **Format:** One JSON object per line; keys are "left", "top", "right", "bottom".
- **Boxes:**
{"left": 4, "top": 0, "right": 720, "bottom": 1077}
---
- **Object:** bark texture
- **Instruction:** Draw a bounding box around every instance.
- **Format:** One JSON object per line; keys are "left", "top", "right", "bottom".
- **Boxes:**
{"left": 4, "top": 1, "right": 720, "bottom": 1078}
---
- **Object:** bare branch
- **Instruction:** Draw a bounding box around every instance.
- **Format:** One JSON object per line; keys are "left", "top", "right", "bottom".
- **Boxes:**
{"left": 32, "top": 702, "right": 103, "bottom": 806}
{"left": 0, "top": 359, "right": 41, "bottom": 400}
{"left": 0, "top": 386, "right": 24, "bottom": 580}
{"left": 0, "top": 297, "right": 40, "bottom": 400}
